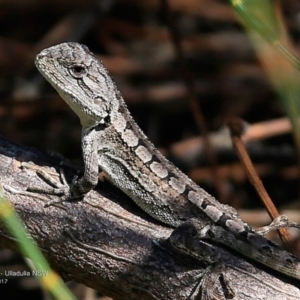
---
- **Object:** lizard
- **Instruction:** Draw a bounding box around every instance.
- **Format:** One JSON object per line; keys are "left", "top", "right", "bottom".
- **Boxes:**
{"left": 30, "top": 42, "right": 300, "bottom": 282}
{"left": 159, "top": 221, "right": 236, "bottom": 300}
{"left": 168, "top": 220, "right": 300, "bottom": 299}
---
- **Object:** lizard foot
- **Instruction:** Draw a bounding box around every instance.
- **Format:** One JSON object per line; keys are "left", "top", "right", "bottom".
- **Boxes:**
{"left": 256, "top": 215, "right": 300, "bottom": 235}
{"left": 27, "top": 167, "right": 82, "bottom": 207}
{"left": 168, "top": 221, "right": 235, "bottom": 300}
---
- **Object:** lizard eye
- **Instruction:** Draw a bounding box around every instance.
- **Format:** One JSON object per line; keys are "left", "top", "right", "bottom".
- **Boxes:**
{"left": 69, "top": 64, "right": 86, "bottom": 78}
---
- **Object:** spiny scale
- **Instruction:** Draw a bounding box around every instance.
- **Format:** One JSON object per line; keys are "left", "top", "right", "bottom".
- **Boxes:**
{"left": 35, "top": 42, "right": 300, "bottom": 281}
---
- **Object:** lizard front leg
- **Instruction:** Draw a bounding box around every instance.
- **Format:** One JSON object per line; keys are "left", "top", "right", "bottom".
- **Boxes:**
{"left": 27, "top": 127, "right": 99, "bottom": 205}
{"left": 75, "top": 127, "right": 99, "bottom": 195}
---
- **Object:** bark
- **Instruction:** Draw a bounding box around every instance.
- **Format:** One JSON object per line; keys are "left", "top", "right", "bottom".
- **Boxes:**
{"left": 0, "top": 135, "right": 299, "bottom": 299}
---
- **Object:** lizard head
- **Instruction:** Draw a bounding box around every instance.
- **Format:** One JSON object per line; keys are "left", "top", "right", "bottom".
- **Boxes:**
{"left": 35, "top": 42, "right": 119, "bottom": 128}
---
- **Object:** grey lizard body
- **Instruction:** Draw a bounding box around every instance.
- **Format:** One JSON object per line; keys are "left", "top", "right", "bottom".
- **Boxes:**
{"left": 33, "top": 42, "right": 300, "bottom": 282}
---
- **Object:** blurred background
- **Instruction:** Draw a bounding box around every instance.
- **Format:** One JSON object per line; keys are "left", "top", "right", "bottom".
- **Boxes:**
{"left": 1, "top": 0, "right": 300, "bottom": 299}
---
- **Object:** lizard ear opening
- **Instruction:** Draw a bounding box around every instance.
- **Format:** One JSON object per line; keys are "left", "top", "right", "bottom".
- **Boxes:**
{"left": 69, "top": 64, "right": 86, "bottom": 78}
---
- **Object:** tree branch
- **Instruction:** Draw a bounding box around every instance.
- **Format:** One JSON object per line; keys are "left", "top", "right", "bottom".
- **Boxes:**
{"left": 0, "top": 135, "right": 299, "bottom": 299}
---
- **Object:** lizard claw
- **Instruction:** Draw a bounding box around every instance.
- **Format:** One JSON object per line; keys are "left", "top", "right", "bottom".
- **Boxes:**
{"left": 27, "top": 168, "right": 83, "bottom": 206}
